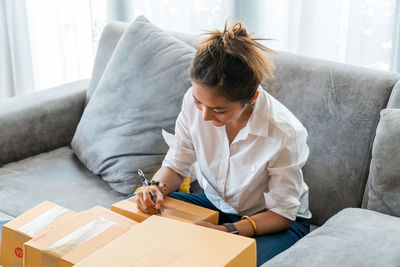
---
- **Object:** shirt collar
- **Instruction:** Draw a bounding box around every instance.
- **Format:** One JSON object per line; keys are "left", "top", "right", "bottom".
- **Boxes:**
{"left": 244, "top": 85, "right": 270, "bottom": 138}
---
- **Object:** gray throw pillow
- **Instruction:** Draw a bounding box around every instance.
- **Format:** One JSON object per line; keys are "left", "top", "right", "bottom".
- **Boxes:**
{"left": 366, "top": 108, "right": 400, "bottom": 216}
{"left": 262, "top": 208, "right": 400, "bottom": 267}
{"left": 71, "top": 15, "right": 196, "bottom": 194}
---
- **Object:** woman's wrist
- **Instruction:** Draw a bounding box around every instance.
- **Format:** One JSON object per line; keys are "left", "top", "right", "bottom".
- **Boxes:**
{"left": 157, "top": 182, "right": 169, "bottom": 197}
{"left": 232, "top": 218, "right": 257, "bottom": 237}
{"left": 148, "top": 182, "right": 168, "bottom": 197}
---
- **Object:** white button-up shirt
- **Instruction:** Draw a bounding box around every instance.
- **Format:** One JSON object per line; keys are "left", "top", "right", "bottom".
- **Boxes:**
{"left": 162, "top": 86, "right": 312, "bottom": 221}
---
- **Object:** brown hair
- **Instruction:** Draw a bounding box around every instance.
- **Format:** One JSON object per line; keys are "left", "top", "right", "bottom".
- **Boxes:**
{"left": 190, "top": 21, "right": 276, "bottom": 104}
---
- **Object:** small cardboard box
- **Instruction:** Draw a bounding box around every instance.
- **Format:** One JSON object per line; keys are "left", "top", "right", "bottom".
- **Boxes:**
{"left": 0, "top": 201, "right": 76, "bottom": 267}
{"left": 111, "top": 196, "right": 219, "bottom": 224}
{"left": 23, "top": 207, "right": 139, "bottom": 267}
{"left": 74, "top": 215, "right": 257, "bottom": 267}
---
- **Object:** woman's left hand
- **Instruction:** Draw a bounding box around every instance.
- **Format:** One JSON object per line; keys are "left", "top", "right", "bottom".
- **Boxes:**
{"left": 194, "top": 221, "right": 228, "bottom": 232}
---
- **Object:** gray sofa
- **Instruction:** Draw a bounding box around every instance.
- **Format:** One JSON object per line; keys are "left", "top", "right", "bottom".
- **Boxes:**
{"left": 1, "top": 21, "right": 400, "bottom": 266}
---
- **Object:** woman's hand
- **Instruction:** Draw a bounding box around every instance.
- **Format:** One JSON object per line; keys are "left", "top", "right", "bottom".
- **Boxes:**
{"left": 136, "top": 185, "right": 164, "bottom": 214}
{"left": 194, "top": 221, "right": 229, "bottom": 232}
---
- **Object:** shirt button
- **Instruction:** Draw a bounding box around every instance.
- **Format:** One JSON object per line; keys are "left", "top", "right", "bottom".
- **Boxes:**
{"left": 251, "top": 165, "right": 256, "bottom": 173}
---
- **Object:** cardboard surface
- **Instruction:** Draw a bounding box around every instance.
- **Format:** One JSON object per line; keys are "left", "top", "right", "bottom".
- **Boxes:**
{"left": 111, "top": 196, "right": 219, "bottom": 224}
{"left": 85, "top": 205, "right": 139, "bottom": 227}
{"left": 0, "top": 201, "right": 75, "bottom": 267}
{"left": 24, "top": 208, "right": 137, "bottom": 267}
{"left": 74, "top": 215, "right": 257, "bottom": 267}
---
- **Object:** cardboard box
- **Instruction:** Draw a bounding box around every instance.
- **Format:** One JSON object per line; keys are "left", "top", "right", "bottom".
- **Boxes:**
{"left": 23, "top": 207, "right": 139, "bottom": 267}
{"left": 74, "top": 215, "right": 257, "bottom": 267}
{"left": 0, "top": 201, "right": 76, "bottom": 267}
{"left": 111, "top": 196, "right": 219, "bottom": 224}
{"left": 85, "top": 205, "right": 139, "bottom": 227}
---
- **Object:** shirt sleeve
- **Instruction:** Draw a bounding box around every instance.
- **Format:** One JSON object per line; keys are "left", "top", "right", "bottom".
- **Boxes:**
{"left": 161, "top": 89, "right": 197, "bottom": 178}
{"left": 264, "top": 126, "right": 309, "bottom": 221}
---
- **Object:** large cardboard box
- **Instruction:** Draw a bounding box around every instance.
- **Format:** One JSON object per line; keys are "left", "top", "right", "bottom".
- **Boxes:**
{"left": 0, "top": 201, "right": 76, "bottom": 267}
{"left": 85, "top": 205, "right": 139, "bottom": 227}
{"left": 111, "top": 196, "right": 219, "bottom": 224}
{"left": 75, "top": 215, "right": 257, "bottom": 267}
{"left": 23, "top": 207, "right": 139, "bottom": 267}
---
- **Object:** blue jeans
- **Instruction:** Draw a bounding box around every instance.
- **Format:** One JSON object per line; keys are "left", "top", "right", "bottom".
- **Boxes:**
{"left": 125, "top": 192, "right": 310, "bottom": 266}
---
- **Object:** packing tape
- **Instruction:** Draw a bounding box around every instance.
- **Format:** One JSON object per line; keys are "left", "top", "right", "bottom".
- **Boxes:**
{"left": 161, "top": 208, "right": 204, "bottom": 222}
{"left": 18, "top": 205, "right": 69, "bottom": 236}
{"left": 46, "top": 216, "right": 115, "bottom": 256}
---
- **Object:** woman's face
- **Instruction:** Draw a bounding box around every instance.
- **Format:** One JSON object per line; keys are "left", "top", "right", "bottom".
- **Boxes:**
{"left": 192, "top": 82, "right": 248, "bottom": 127}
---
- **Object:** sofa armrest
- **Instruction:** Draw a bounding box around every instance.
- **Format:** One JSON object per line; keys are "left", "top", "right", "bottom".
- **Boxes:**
{"left": 0, "top": 80, "right": 89, "bottom": 166}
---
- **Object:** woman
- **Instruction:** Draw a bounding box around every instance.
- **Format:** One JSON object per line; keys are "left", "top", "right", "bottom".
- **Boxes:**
{"left": 135, "top": 22, "right": 311, "bottom": 266}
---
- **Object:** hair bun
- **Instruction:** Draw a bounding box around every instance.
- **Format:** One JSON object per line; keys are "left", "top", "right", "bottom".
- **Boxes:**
{"left": 219, "top": 22, "right": 247, "bottom": 47}
{"left": 229, "top": 23, "right": 247, "bottom": 38}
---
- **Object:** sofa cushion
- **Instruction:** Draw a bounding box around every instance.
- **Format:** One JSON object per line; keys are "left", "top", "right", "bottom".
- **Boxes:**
{"left": 262, "top": 208, "right": 400, "bottom": 267}
{"left": 86, "top": 22, "right": 127, "bottom": 104}
{"left": 86, "top": 22, "right": 204, "bottom": 105}
{"left": 71, "top": 15, "right": 196, "bottom": 194}
{"left": 0, "top": 147, "right": 124, "bottom": 217}
{"left": 364, "top": 108, "right": 400, "bottom": 216}
{"left": 263, "top": 52, "right": 400, "bottom": 225}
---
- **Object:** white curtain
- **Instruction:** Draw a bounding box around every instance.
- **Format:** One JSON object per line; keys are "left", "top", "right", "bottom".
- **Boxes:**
{"left": 130, "top": 0, "right": 233, "bottom": 34}
{"left": 391, "top": 0, "right": 400, "bottom": 72}
{"left": 0, "top": 0, "right": 399, "bottom": 99}
{"left": 233, "top": 0, "right": 398, "bottom": 72}
{"left": 0, "top": 0, "right": 34, "bottom": 98}
{"left": 25, "top": 0, "right": 107, "bottom": 92}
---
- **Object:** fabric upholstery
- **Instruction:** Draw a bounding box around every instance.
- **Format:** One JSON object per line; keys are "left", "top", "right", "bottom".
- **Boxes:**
{"left": 363, "top": 109, "right": 400, "bottom": 216}
{"left": 262, "top": 208, "right": 400, "bottom": 267}
{"left": 0, "top": 80, "right": 88, "bottom": 166}
{"left": 86, "top": 22, "right": 127, "bottom": 104}
{"left": 71, "top": 16, "right": 196, "bottom": 194}
{"left": 387, "top": 80, "right": 400, "bottom": 108}
{"left": 262, "top": 52, "right": 400, "bottom": 225}
{"left": 0, "top": 147, "right": 124, "bottom": 217}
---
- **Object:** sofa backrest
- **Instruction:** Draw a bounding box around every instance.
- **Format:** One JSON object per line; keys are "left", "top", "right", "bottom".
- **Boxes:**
{"left": 261, "top": 53, "right": 400, "bottom": 225}
{"left": 91, "top": 22, "right": 400, "bottom": 226}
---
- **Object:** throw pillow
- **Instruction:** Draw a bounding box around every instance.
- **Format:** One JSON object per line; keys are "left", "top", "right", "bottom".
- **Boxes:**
{"left": 264, "top": 208, "right": 400, "bottom": 266}
{"left": 366, "top": 108, "right": 400, "bottom": 216}
{"left": 71, "top": 15, "right": 196, "bottom": 194}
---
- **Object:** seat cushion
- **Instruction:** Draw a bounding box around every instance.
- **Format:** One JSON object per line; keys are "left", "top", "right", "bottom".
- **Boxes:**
{"left": 262, "top": 208, "right": 400, "bottom": 267}
{"left": 0, "top": 147, "right": 124, "bottom": 217}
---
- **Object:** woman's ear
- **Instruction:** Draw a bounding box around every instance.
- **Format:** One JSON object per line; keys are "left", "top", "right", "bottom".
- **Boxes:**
{"left": 249, "top": 91, "right": 259, "bottom": 104}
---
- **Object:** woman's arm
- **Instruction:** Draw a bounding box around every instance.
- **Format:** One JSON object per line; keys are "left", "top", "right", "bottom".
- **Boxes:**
{"left": 231, "top": 211, "right": 292, "bottom": 237}
{"left": 152, "top": 166, "right": 184, "bottom": 194}
{"left": 197, "top": 210, "right": 292, "bottom": 237}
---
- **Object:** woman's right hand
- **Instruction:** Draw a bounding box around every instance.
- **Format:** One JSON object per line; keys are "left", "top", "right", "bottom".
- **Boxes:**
{"left": 135, "top": 185, "right": 165, "bottom": 214}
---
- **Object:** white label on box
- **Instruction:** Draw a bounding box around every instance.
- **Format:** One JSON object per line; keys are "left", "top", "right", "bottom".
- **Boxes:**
{"left": 47, "top": 216, "right": 115, "bottom": 255}
{"left": 18, "top": 205, "right": 69, "bottom": 236}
